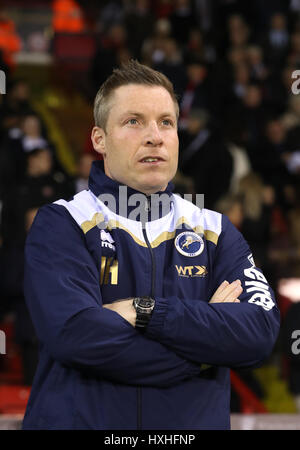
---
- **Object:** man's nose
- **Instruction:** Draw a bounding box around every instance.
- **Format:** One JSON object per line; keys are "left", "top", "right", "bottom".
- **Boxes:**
{"left": 144, "top": 122, "right": 163, "bottom": 146}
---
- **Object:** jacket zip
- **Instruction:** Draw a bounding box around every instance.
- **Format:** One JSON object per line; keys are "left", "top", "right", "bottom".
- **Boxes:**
{"left": 143, "top": 196, "right": 156, "bottom": 295}
{"left": 142, "top": 228, "right": 156, "bottom": 298}
{"left": 136, "top": 196, "right": 156, "bottom": 430}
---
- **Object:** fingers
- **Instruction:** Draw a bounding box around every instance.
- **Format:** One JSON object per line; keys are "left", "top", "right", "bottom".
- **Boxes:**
{"left": 222, "top": 280, "right": 243, "bottom": 301}
{"left": 210, "top": 279, "right": 243, "bottom": 303}
{"left": 211, "top": 280, "right": 229, "bottom": 299}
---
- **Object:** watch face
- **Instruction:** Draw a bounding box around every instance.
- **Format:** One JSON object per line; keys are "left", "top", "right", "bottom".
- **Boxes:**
{"left": 134, "top": 297, "right": 154, "bottom": 309}
{"left": 139, "top": 299, "right": 153, "bottom": 308}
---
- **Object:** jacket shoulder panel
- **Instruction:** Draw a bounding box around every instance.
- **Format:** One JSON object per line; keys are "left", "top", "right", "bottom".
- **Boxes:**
{"left": 54, "top": 190, "right": 104, "bottom": 233}
{"left": 171, "top": 195, "right": 222, "bottom": 245}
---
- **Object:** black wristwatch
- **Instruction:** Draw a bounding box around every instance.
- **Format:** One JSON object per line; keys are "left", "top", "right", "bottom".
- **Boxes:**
{"left": 132, "top": 296, "right": 155, "bottom": 329}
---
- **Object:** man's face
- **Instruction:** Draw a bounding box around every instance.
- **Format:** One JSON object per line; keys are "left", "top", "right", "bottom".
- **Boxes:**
{"left": 92, "top": 84, "right": 179, "bottom": 195}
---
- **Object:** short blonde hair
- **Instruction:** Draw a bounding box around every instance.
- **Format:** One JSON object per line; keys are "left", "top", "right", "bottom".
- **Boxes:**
{"left": 93, "top": 60, "right": 179, "bottom": 131}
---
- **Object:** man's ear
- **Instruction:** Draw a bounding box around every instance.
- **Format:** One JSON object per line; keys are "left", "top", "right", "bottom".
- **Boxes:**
{"left": 91, "top": 126, "right": 106, "bottom": 156}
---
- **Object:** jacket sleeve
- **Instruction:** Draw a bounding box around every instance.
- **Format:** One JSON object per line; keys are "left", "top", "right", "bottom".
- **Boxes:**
{"left": 145, "top": 214, "right": 280, "bottom": 369}
{"left": 24, "top": 204, "right": 201, "bottom": 387}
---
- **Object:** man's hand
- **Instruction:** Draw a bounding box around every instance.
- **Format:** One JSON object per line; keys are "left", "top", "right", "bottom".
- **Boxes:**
{"left": 103, "top": 299, "right": 136, "bottom": 327}
{"left": 209, "top": 280, "right": 242, "bottom": 303}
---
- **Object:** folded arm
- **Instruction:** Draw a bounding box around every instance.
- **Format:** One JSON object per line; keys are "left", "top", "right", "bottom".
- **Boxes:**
{"left": 143, "top": 215, "right": 280, "bottom": 369}
{"left": 24, "top": 204, "right": 202, "bottom": 387}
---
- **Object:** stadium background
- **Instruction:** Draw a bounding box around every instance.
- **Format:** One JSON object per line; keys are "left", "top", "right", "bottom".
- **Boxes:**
{"left": 0, "top": 0, "right": 300, "bottom": 429}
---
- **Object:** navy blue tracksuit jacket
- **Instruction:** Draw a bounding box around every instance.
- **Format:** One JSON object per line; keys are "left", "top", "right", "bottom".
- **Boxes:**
{"left": 22, "top": 161, "right": 280, "bottom": 429}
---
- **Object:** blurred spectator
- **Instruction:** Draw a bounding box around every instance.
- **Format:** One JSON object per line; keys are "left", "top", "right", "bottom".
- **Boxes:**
{"left": 154, "top": 38, "right": 186, "bottom": 97}
{"left": 178, "top": 58, "right": 211, "bottom": 129}
{"left": 226, "top": 141, "right": 252, "bottom": 195}
{"left": 169, "top": 0, "right": 197, "bottom": 45}
{"left": 227, "top": 14, "right": 251, "bottom": 49}
{"left": 246, "top": 45, "right": 269, "bottom": 82}
{"left": 250, "top": 118, "right": 293, "bottom": 207}
{"left": 0, "top": 113, "right": 50, "bottom": 190}
{"left": 90, "top": 23, "right": 130, "bottom": 95}
{"left": 290, "top": 0, "right": 300, "bottom": 15}
{"left": 282, "top": 94, "right": 300, "bottom": 131}
{"left": 183, "top": 28, "right": 216, "bottom": 65}
{"left": 96, "top": 0, "right": 125, "bottom": 33}
{"left": 0, "top": 78, "right": 33, "bottom": 135}
{"left": 19, "top": 147, "right": 74, "bottom": 205}
{"left": 213, "top": 0, "right": 257, "bottom": 34}
{"left": 227, "top": 46, "right": 248, "bottom": 67}
{"left": 74, "top": 153, "right": 94, "bottom": 193}
{"left": 208, "top": 46, "right": 247, "bottom": 119}
{"left": 261, "top": 13, "right": 289, "bottom": 70}
{"left": 1, "top": 147, "right": 74, "bottom": 247}
{"left": 179, "top": 108, "right": 233, "bottom": 209}
{"left": 237, "top": 172, "right": 275, "bottom": 271}
{"left": 141, "top": 18, "right": 171, "bottom": 66}
{"left": 231, "top": 84, "right": 269, "bottom": 152}
{"left": 231, "top": 62, "right": 251, "bottom": 101}
{"left": 216, "top": 194, "right": 244, "bottom": 230}
{"left": 193, "top": 0, "right": 214, "bottom": 34}
{"left": 125, "top": 0, "right": 155, "bottom": 60}
{"left": 20, "top": 114, "right": 49, "bottom": 153}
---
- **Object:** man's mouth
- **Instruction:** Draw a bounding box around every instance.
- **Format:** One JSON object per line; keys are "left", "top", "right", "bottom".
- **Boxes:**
{"left": 140, "top": 156, "right": 165, "bottom": 163}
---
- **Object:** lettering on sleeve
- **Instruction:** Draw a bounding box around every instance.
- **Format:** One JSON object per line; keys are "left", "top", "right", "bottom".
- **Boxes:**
{"left": 244, "top": 264, "right": 275, "bottom": 311}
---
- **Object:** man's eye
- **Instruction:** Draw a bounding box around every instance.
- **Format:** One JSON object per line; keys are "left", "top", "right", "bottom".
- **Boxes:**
{"left": 128, "top": 118, "right": 138, "bottom": 125}
{"left": 162, "top": 119, "right": 173, "bottom": 126}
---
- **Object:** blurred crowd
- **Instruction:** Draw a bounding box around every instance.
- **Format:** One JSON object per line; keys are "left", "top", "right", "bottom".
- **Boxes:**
{"left": 0, "top": 75, "right": 95, "bottom": 385}
{"left": 87, "top": 1, "right": 300, "bottom": 283}
{"left": 0, "top": 0, "right": 300, "bottom": 412}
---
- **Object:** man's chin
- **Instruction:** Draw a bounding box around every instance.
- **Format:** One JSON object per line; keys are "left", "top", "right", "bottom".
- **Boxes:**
{"left": 139, "top": 184, "right": 168, "bottom": 195}
{"left": 126, "top": 181, "right": 166, "bottom": 195}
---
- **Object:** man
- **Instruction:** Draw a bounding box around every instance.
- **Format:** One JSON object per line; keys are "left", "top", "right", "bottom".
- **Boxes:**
{"left": 22, "top": 60, "right": 280, "bottom": 430}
